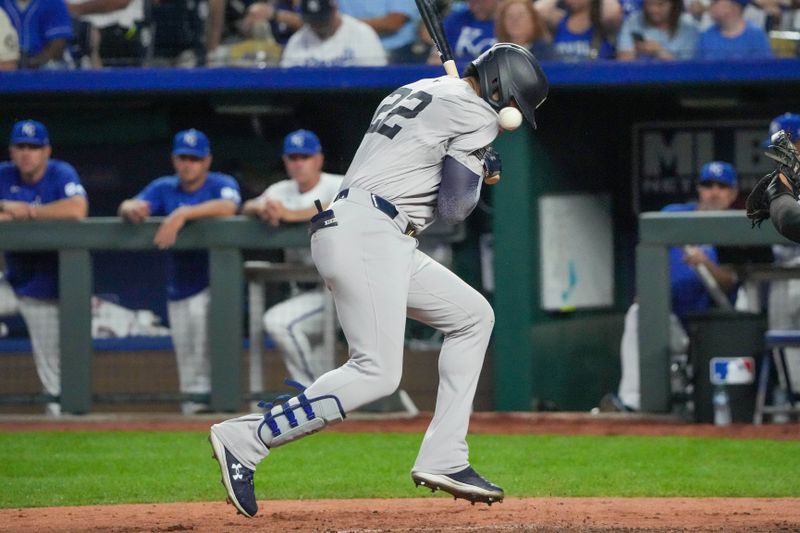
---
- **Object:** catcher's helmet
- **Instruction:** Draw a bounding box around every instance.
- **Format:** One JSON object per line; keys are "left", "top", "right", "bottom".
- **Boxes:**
{"left": 463, "top": 43, "right": 549, "bottom": 128}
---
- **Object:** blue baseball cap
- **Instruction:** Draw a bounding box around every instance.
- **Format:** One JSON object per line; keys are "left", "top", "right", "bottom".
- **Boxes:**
{"left": 10, "top": 120, "right": 49, "bottom": 146}
{"left": 172, "top": 129, "right": 210, "bottom": 158}
{"left": 767, "top": 113, "right": 800, "bottom": 145}
{"left": 699, "top": 161, "right": 737, "bottom": 187}
{"left": 283, "top": 129, "right": 321, "bottom": 156}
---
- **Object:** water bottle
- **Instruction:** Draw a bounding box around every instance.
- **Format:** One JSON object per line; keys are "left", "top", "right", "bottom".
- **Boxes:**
{"left": 713, "top": 386, "right": 731, "bottom": 426}
{"left": 772, "top": 387, "right": 790, "bottom": 424}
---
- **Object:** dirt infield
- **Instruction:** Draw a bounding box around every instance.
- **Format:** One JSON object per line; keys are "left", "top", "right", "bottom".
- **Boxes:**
{"left": 2, "top": 412, "right": 799, "bottom": 532}
{"left": 4, "top": 497, "right": 800, "bottom": 532}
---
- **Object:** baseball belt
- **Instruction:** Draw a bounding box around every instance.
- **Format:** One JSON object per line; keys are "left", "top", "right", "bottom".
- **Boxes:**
{"left": 333, "top": 188, "right": 417, "bottom": 237}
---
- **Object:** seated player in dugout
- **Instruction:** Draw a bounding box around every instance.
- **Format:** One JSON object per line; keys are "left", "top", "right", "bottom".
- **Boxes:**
{"left": 242, "top": 129, "right": 344, "bottom": 384}
{"left": 603, "top": 161, "right": 741, "bottom": 413}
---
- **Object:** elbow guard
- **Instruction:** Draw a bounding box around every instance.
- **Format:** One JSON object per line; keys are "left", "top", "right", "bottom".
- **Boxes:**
{"left": 437, "top": 156, "right": 482, "bottom": 225}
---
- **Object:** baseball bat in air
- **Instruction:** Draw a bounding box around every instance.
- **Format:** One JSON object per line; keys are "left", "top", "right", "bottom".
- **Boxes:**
{"left": 415, "top": 0, "right": 458, "bottom": 78}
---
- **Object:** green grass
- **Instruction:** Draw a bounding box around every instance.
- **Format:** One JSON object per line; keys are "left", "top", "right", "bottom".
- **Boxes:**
{"left": 1, "top": 432, "right": 799, "bottom": 508}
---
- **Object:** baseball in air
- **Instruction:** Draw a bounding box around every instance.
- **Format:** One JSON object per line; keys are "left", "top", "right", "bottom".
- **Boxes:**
{"left": 498, "top": 107, "right": 522, "bottom": 131}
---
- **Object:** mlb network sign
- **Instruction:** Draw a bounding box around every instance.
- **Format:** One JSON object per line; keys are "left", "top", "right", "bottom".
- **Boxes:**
{"left": 632, "top": 120, "right": 775, "bottom": 213}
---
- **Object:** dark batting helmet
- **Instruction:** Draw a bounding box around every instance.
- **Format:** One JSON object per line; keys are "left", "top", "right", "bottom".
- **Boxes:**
{"left": 463, "top": 43, "right": 549, "bottom": 128}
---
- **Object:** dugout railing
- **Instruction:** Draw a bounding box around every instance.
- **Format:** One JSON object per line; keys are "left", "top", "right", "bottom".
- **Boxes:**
{"left": 0, "top": 217, "right": 309, "bottom": 413}
{"left": 637, "top": 209, "right": 794, "bottom": 412}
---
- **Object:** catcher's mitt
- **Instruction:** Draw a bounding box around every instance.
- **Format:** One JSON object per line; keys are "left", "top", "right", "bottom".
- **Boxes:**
{"left": 765, "top": 129, "right": 800, "bottom": 187}
{"left": 746, "top": 170, "right": 798, "bottom": 227}
{"left": 747, "top": 129, "right": 800, "bottom": 227}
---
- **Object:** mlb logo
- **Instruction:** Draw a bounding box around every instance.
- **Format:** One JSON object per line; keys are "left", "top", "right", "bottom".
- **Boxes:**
{"left": 710, "top": 357, "right": 755, "bottom": 385}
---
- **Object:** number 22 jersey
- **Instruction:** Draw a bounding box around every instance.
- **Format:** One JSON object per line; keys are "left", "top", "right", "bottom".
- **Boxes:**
{"left": 342, "top": 76, "right": 499, "bottom": 232}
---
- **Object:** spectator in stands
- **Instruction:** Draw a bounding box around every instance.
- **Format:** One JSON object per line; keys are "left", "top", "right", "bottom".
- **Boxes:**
{"left": 617, "top": 0, "right": 699, "bottom": 60}
{"left": 0, "top": 7, "right": 20, "bottom": 69}
{"left": 431, "top": 0, "right": 497, "bottom": 63}
{"left": 215, "top": 1, "right": 287, "bottom": 67}
{"left": 280, "top": 0, "right": 387, "bottom": 66}
{"left": 541, "top": 0, "right": 618, "bottom": 60}
{"left": 118, "top": 129, "right": 241, "bottom": 415}
{"left": 694, "top": 0, "right": 773, "bottom": 58}
{"left": 687, "top": 0, "right": 774, "bottom": 33}
{"left": 1, "top": 0, "right": 73, "bottom": 68}
{"left": 758, "top": 0, "right": 799, "bottom": 32}
{"left": 537, "top": 0, "right": 623, "bottom": 36}
{"left": 242, "top": 130, "right": 344, "bottom": 383}
{"left": 239, "top": 0, "right": 302, "bottom": 43}
{"left": 337, "top": 0, "right": 420, "bottom": 63}
{"left": 0, "top": 120, "right": 88, "bottom": 416}
{"left": 602, "top": 161, "right": 740, "bottom": 412}
{"left": 67, "top": 0, "right": 146, "bottom": 67}
{"left": 494, "top": 0, "right": 554, "bottom": 59}
{"left": 205, "top": 0, "right": 302, "bottom": 64}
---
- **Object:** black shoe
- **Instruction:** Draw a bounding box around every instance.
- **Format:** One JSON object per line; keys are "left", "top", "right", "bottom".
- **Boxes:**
{"left": 598, "top": 393, "right": 635, "bottom": 413}
{"left": 209, "top": 429, "right": 257, "bottom": 517}
{"left": 412, "top": 466, "right": 504, "bottom": 505}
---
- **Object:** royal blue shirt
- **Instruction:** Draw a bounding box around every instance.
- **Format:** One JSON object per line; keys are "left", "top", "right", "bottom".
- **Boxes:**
{"left": 552, "top": 17, "right": 615, "bottom": 61}
{"left": 0, "top": 159, "right": 86, "bottom": 299}
{"left": 662, "top": 202, "right": 732, "bottom": 319}
{"left": 136, "top": 172, "right": 241, "bottom": 301}
{"left": 2, "top": 0, "right": 73, "bottom": 57}
{"left": 442, "top": 3, "right": 496, "bottom": 61}
{"left": 337, "top": 0, "right": 419, "bottom": 51}
{"left": 695, "top": 22, "right": 773, "bottom": 60}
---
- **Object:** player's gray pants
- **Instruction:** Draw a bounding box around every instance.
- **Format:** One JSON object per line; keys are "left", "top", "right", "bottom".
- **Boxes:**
{"left": 314, "top": 189, "right": 494, "bottom": 474}
{"left": 310, "top": 190, "right": 494, "bottom": 474}
{"left": 263, "top": 289, "right": 333, "bottom": 384}
{"left": 212, "top": 189, "right": 493, "bottom": 474}
{"left": 168, "top": 289, "right": 210, "bottom": 414}
{"left": 0, "top": 278, "right": 61, "bottom": 402}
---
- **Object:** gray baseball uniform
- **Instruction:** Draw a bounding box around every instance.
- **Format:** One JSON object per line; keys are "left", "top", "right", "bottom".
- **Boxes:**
{"left": 212, "top": 75, "right": 499, "bottom": 476}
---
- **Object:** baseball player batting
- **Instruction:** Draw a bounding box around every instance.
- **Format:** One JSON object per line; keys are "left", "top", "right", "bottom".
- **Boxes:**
{"left": 210, "top": 43, "right": 549, "bottom": 518}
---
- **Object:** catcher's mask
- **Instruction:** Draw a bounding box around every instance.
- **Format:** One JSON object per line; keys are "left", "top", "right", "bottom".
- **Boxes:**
{"left": 463, "top": 43, "right": 549, "bottom": 128}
